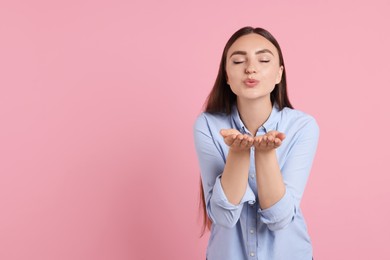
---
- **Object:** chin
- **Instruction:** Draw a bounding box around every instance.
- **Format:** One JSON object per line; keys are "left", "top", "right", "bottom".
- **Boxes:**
{"left": 237, "top": 92, "right": 271, "bottom": 101}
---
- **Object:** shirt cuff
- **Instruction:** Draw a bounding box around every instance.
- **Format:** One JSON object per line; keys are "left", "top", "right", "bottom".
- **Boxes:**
{"left": 211, "top": 175, "right": 256, "bottom": 209}
{"left": 257, "top": 190, "right": 294, "bottom": 225}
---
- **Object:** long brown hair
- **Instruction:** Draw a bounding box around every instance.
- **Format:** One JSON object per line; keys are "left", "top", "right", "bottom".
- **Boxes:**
{"left": 199, "top": 26, "right": 293, "bottom": 236}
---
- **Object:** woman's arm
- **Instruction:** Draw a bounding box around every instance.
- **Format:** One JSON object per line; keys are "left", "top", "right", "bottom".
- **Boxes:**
{"left": 194, "top": 115, "right": 256, "bottom": 228}
{"left": 253, "top": 119, "right": 319, "bottom": 231}
{"left": 253, "top": 131, "right": 286, "bottom": 209}
{"left": 220, "top": 129, "right": 253, "bottom": 205}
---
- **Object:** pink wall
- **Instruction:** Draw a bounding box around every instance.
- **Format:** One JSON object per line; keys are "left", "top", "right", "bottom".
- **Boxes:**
{"left": 1, "top": 0, "right": 389, "bottom": 259}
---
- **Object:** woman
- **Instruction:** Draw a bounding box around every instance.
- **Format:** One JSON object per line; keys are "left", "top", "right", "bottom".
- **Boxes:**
{"left": 193, "top": 26, "right": 319, "bottom": 260}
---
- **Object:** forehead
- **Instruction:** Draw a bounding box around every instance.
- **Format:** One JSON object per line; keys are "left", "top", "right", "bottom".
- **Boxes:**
{"left": 227, "top": 33, "right": 278, "bottom": 57}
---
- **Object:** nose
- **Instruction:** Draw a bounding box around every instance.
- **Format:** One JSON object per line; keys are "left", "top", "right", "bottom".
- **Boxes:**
{"left": 245, "top": 67, "right": 257, "bottom": 74}
{"left": 245, "top": 60, "right": 257, "bottom": 74}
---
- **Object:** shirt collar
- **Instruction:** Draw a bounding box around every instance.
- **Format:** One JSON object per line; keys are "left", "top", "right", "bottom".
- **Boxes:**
{"left": 231, "top": 103, "right": 282, "bottom": 135}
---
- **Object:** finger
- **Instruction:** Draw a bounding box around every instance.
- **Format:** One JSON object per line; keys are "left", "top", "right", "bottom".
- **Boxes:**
{"left": 266, "top": 130, "right": 276, "bottom": 137}
{"left": 240, "top": 138, "right": 248, "bottom": 148}
{"left": 276, "top": 132, "right": 286, "bottom": 141}
{"left": 257, "top": 136, "right": 265, "bottom": 146}
{"left": 267, "top": 131, "right": 285, "bottom": 140}
{"left": 242, "top": 136, "right": 254, "bottom": 148}
{"left": 260, "top": 134, "right": 272, "bottom": 149}
{"left": 253, "top": 137, "right": 261, "bottom": 147}
{"left": 245, "top": 137, "right": 254, "bottom": 148}
{"left": 265, "top": 135, "right": 274, "bottom": 148}
{"left": 255, "top": 137, "right": 267, "bottom": 149}
{"left": 220, "top": 129, "right": 240, "bottom": 137}
{"left": 269, "top": 134, "right": 279, "bottom": 148}
{"left": 265, "top": 138, "right": 273, "bottom": 148}
{"left": 224, "top": 134, "right": 237, "bottom": 146}
{"left": 267, "top": 135, "right": 275, "bottom": 143}
{"left": 274, "top": 138, "right": 282, "bottom": 147}
{"left": 220, "top": 129, "right": 234, "bottom": 137}
{"left": 231, "top": 134, "right": 244, "bottom": 147}
{"left": 273, "top": 139, "right": 281, "bottom": 148}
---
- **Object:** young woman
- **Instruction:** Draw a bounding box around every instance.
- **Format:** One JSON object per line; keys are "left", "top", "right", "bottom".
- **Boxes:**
{"left": 193, "top": 26, "right": 319, "bottom": 260}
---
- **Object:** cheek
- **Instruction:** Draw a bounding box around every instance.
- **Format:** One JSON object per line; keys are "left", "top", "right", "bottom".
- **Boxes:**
{"left": 226, "top": 71, "right": 237, "bottom": 84}
{"left": 265, "top": 67, "right": 282, "bottom": 81}
{"left": 227, "top": 68, "right": 242, "bottom": 80}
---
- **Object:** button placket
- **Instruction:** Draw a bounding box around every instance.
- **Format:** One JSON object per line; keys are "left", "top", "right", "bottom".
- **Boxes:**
{"left": 247, "top": 200, "right": 257, "bottom": 259}
{"left": 247, "top": 139, "right": 257, "bottom": 258}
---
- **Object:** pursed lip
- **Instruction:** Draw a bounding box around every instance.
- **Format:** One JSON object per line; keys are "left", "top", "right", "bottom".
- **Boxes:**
{"left": 244, "top": 79, "right": 259, "bottom": 87}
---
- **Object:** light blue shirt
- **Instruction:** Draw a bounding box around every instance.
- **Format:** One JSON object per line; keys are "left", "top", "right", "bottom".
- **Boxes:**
{"left": 193, "top": 104, "right": 319, "bottom": 260}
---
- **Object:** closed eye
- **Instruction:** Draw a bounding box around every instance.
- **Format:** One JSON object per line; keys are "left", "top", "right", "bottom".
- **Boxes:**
{"left": 233, "top": 61, "right": 244, "bottom": 64}
{"left": 260, "top": 60, "right": 270, "bottom": 63}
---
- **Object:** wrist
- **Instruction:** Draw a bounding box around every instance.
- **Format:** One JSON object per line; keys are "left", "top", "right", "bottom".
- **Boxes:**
{"left": 229, "top": 147, "right": 251, "bottom": 156}
{"left": 254, "top": 148, "right": 276, "bottom": 158}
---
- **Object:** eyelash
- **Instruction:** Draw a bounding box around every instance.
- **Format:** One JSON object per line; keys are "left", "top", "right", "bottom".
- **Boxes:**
{"left": 233, "top": 60, "right": 270, "bottom": 64}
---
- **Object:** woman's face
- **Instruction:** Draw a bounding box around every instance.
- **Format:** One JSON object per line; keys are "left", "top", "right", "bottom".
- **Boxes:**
{"left": 226, "top": 33, "right": 283, "bottom": 102}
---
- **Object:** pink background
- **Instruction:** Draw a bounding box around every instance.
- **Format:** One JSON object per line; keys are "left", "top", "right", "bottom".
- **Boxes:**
{"left": 1, "top": 0, "right": 389, "bottom": 259}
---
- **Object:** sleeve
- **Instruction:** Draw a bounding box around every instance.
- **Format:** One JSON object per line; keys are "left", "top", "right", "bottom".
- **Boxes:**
{"left": 193, "top": 114, "right": 256, "bottom": 228}
{"left": 258, "top": 116, "right": 320, "bottom": 231}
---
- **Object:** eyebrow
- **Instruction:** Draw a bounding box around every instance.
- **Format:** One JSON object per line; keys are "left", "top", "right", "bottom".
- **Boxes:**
{"left": 229, "top": 49, "right": 274, "bottom": 58}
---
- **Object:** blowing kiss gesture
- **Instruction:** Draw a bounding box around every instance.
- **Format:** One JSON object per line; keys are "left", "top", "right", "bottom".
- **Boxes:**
{"left": 220, "top": 129, "right": 286, "bottom": 152}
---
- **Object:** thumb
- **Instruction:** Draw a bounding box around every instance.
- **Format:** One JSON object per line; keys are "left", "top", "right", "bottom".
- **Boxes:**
{"left": 220, "top": 129, "right": 239, "bottom": 137}
{"left": 220, "top": 129, "right": 229, "bottom": 137}
{"left": 276, "top": 132, "right": 286, "bottom": 141}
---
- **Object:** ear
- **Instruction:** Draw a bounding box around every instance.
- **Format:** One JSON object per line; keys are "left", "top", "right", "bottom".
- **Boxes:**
{"left": 276, "top": 66, "right": 284, "bottom": 84}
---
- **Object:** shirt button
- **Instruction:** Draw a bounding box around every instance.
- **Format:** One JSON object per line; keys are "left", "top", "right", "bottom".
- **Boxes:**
{"left": 250, "top": 252, "right": 255, "bottom": 257}
{"left": 250, "top": 174, "right": 255, "bottom": 179}
{"left": 250, "top": 229, "right": 254, "bottom": 234}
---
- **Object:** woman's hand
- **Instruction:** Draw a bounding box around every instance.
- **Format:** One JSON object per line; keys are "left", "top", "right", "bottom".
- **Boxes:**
{"left": 220, "top": 129, "right": 253, "bottom": 152}
{"left": 253, "top": 131, "right": 285, "bottom": 153}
